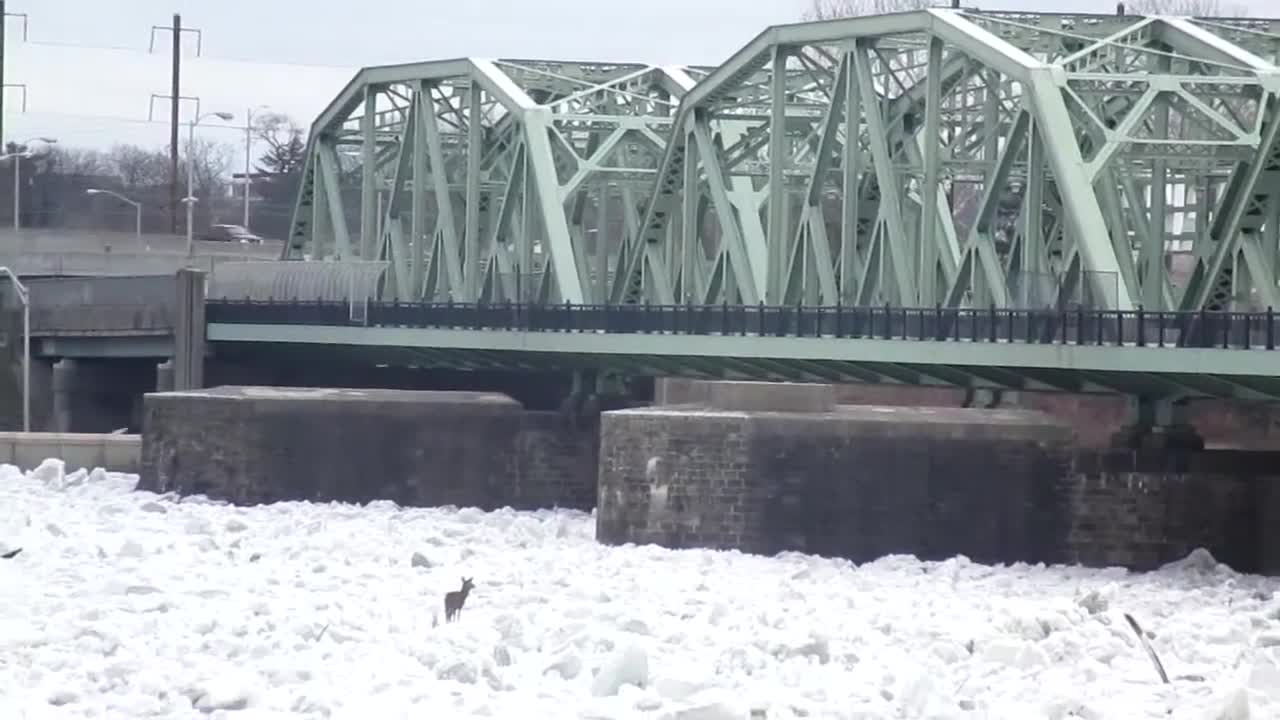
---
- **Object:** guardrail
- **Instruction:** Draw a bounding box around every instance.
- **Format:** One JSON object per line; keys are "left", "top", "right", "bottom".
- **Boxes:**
{"left": 205, "top": 299, "right": 1280, "bottom": 351}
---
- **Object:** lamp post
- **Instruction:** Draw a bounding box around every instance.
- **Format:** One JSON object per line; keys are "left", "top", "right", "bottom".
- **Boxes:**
{"left": 2, "top": 136, "right": 57, "bottom": 230}
{"left": 86, "top": 188, "right": 144, "bottom": 249}
{"left": 185, "top": 111, "right": 234, "bottom": 256}
{"left": 0, "top": 265, "right": 29, "bottom": 432}
{"left": 243, "top": 104, "right": 270, "bottom": 232}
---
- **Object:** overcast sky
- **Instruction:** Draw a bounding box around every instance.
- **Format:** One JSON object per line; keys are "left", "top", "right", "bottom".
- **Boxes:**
{"left": 6, "top": 0, "right": 1277, "bottom": 155}
{"left": 21, "top": 0, "right": 1280, "bottom": 68}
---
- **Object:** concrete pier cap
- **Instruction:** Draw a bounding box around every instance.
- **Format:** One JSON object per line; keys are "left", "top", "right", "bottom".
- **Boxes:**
{"left": 705, "top": 380, "right": 836, "bottom": 413}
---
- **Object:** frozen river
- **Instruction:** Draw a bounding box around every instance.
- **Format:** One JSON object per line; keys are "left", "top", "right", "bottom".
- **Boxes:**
{"left": 1, "top": 460, "right": 1277, "bottom": 719}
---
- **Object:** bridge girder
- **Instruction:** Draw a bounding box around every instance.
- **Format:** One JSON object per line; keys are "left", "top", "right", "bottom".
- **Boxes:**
{"left": 286, "top": 9, "right": 1280, "bottom": 312}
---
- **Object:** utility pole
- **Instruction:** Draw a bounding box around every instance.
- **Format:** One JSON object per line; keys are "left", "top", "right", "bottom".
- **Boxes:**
{"left": 169, "top": 14, "right": 181, "bottom": 234}
{"left": 151, "top": 14, "right": 203, "bottom": 234}
{"left": 1, "top": 2, "right": 7, "bottom": 153}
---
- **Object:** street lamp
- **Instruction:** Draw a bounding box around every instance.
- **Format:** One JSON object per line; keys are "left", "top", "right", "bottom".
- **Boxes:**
{"left": 0, "top": 266, "right": 30, "bottom": 432}
{"left": 185, "top": 111, "right": 234, "bottom": 256}
{"left": 2, "top": 136, "right": 57, "bottom": 231}
{"left": 86, "top": 188, "right": 144, "bottom": 249}
{"left": 243, "top": 104, "right": 271, "bottom": 232}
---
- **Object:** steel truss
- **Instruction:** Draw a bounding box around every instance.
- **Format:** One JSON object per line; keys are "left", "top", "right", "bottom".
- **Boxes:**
{"left": 289, "top": 10, "right": 1280, "bottom": 312}
{"left": 285, "top": 58, "right": 707, "bottom": 304}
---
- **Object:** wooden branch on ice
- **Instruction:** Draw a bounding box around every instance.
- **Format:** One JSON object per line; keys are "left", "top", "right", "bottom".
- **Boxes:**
{"left": 1124, "top": 613, "right": 1170, "bottom": 684}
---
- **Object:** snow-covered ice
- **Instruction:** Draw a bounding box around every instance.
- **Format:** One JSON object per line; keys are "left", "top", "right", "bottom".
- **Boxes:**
{"left": 2, "top": 459, "right": 1280, "bottom": 719}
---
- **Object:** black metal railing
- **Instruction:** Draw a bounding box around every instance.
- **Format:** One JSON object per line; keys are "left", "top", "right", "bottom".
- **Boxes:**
{"left": 204, "top": 298, "right": 1280, "bottom": 351}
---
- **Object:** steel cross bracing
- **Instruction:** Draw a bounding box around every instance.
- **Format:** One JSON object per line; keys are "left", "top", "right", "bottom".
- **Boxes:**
{"left": 284, "top": 58, "right": 711, "bottom": 305}
{"left": 608, "top": 9, "right": 1280, "bottom": 313}
{"left": 287, "top": 9, "right": 1280, "bottom": 314}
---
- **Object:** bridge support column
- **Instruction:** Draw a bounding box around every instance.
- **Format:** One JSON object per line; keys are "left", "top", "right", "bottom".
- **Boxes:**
{"left": 961, "top": 387, "right": 1006, "bottom": 409}
{"left": 51, "top": 358, "right": 77, "bottom": 433}
{"left": 156, "top": 359, "right": 175, "bottom": 393}
{"left": 1112, "top": 396, "right": 1205, "bottom": 451}
{"left": 173, "top": 268, "right": 206, "bottom": 391}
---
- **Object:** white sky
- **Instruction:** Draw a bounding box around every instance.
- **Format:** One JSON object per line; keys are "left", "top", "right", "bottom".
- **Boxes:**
{"left": 5, "top": 0, "right": 1279, "bottom": 156}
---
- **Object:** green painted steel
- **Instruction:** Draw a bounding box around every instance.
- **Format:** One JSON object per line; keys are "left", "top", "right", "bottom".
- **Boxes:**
{"left": 284, "top": 58, "right": 709, "bottom": 305}
{"left": 284, "top": 10, "right": 1280, "bottom": 315}
{"left": 206, "top": 318, "right": 1280, "bottom": 401}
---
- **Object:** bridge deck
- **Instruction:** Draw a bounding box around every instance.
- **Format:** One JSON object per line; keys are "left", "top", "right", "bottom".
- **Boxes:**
{"left": 205, "top": 301, "right": 1280, "bottom": 401}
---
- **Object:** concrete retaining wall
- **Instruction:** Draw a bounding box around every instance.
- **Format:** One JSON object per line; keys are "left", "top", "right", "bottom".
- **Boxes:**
{"left": 0, "top": 432, "right": 141, "bottom": 473}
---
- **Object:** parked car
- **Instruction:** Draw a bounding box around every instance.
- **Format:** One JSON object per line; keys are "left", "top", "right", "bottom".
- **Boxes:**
{"left": 203, "top": 224, "right": 263, "bottom": 243}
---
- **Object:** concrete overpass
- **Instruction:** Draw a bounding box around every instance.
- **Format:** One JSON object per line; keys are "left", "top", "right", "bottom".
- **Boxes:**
{"left": 0, "top": 228, "right": 283, "bottom": 277}
{"left": 0, "top": 228, "right": 283, "bottom": 432}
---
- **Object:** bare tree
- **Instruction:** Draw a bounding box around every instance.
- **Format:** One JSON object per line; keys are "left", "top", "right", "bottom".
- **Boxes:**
{"left": 1126, "top": 0, "right": 1250, "bottom": 14}
{"left": 253, "top": 112, "right": 306, "bottom": 175}
{"left": 803, "top": 0, "right": 934, "bottom": 20}
{"left": 101, "top": 140, "right": 233, "bottom": 196}
{"left": 48, "top": 147, "right": 110, "bottom": 177}
{"left": 184, "top": 137, "right": 235, "bottom": 196}
{"left": 107, "top": 144, "right": 169, "bottom": 190}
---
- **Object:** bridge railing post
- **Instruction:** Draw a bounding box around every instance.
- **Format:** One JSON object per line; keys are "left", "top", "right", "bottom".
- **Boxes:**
{"left": 1269, "top": 307, "right": 1275, "bottom": 350}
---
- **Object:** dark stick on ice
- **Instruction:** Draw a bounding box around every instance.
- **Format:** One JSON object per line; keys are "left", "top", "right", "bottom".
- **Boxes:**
{"left": 1123, "top": 613, "right": 1169, "bottom": 684}
{"left": 316, "top": 623, "right": 329, "bottom": 642}
{"left": 0, "top": 548, "right": 21, "bottom": 559}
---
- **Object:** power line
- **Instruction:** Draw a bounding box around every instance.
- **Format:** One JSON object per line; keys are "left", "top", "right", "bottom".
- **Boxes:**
{"left": 19, "top": 38, "right": 359, "bottom": 71}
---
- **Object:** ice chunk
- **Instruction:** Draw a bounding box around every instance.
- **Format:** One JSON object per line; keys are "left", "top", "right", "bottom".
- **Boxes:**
{"left": 1210, "top": 688, "right": 1251, "bottom": 720}
{"left": 118, "top": 540, "right": 145, "bottom": 558}
{"left": 592, "top": 644, "right": 649, "bottom": 697}
{"left": 493, "top": 645, "right": 512, "bottom": 667}
{"left": 545, "top": 652, "right": 582, "bottom": 680}
{"left": 29, "top": 458, "right": 65, "bottom": 489}
{"left": 193, "top": 675, "right": 253, "bottom": 712}
{"left": 980, "top": 639, "right": 1048, "bottom": 670}
{"left": 1248, "top": 661, "right": 1280, "bottom": 699}
{"left": 671, "top": 689, "right": 747, "bottom": 720}
{"left": 1077, "top": 586, "right": 1110, "bottom": 615}
{"left": 1161, "top": 547, "right": 1222, "bottom": 574}
{"left": 438, "top": 659, "right": 478, "bottom": 684}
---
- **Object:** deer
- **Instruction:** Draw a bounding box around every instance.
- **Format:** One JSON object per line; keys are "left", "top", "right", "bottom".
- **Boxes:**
{"left": 444, "top": 577, "right": 474, "bottom": 623}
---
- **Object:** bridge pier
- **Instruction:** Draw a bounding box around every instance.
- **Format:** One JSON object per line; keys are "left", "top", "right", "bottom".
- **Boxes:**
{"left": 1111, "top": 396, "right": 1205, "bottom": 452}
{"left": 558, "top": 369, "right": 636, "bottom": 429}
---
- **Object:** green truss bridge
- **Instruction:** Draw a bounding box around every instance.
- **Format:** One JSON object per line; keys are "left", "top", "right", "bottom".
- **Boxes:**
{"left": 201, "top": 8, "right": 1280, "bottom": 413}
